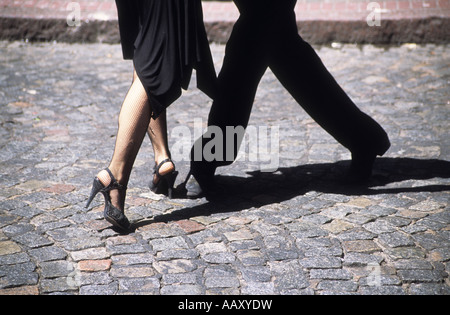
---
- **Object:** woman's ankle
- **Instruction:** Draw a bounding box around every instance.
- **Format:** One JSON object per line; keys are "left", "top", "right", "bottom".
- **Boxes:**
{"left": 155, "top": 157, "right": 175, "bottom": 176}
{"left": 97, "top": 170, "right": 112, "bottom": 187}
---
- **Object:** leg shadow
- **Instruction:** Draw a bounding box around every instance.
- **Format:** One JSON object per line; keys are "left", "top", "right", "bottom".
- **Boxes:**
{"left": 132, "top": 157, "right": 450, "bottom": 228}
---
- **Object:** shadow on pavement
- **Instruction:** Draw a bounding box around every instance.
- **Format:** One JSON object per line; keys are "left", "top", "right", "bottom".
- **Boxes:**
{"left": 132, "top": 157, "right": 450, "bottom": 229}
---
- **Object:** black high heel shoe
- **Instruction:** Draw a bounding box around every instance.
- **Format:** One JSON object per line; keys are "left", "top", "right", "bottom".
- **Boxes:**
{"left": 149, "top": 159, "right": 178, "bottom": 199}
{"left": 86, "top": 168, "right": 131, "bottom": 231}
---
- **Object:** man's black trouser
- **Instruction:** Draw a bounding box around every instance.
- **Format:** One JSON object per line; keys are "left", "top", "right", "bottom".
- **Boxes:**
{"left": 191, "top": 0, "right": 389, "bottom": 181}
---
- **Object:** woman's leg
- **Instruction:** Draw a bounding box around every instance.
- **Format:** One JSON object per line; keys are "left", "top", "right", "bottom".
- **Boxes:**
{"left": 97, "top": 71, "right": 152, "bottom": 210}
{"left": 147, "top": 110, "right": 175, "bottom": 184}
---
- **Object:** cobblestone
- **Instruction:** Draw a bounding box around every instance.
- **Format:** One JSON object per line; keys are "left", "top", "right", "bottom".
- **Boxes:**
{"left": 0, "top": 41, "right": 449, "bottom": 295}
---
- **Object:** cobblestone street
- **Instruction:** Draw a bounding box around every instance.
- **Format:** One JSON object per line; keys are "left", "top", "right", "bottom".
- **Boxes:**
{"left": 0, "top": 41, "right": 449, "bottom": 295}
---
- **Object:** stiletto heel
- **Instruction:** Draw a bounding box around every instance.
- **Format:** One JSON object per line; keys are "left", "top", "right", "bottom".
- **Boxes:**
{"left": 165, "top": 171, "right": 179, "bottom": 199}
{"left": 86, "top": 168, "right": 131, "bottom": 231}
{"left": 86, "top": 178, "right": 104, "bottom": 209}
{"left": 149, "top": 159, "right": 178, "bottom": 199}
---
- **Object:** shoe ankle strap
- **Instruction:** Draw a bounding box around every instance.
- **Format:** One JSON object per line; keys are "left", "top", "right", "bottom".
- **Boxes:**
{"left": 154, "top": 158, "right": 175, "bottom": 177}
{"left": 104, "top": 168, "right": 127, "bottom": 191}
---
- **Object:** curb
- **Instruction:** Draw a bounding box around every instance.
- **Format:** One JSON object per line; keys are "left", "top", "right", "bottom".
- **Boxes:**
{"left": 0, "top": 16, "right": 449, "bottom": 45}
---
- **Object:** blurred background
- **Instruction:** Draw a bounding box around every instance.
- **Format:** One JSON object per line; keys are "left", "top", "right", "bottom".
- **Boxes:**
{"left": 0, "top": 0, "right": 448, "bottom": 45}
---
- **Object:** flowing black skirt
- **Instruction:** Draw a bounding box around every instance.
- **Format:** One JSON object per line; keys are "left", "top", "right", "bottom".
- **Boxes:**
{"left": 116, "top": 0, "right": 217, "bottom": 118}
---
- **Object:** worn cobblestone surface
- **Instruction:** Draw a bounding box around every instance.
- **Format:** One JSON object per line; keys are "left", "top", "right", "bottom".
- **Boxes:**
{"left": 0, "top": 41, "right": 449, "bottom": 295}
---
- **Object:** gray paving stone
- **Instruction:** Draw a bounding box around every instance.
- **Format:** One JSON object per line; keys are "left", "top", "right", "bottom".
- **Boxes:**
{"left": 40, "top": 261, "right": 74, "bottom": 278}
{"left": 409, "top": 283, "right": 450, "bottom": 295}
{"left": 413, "top": 233, "right": 450, "bottom": 251}
{"left": 241, "top": 282, "right": 275, "bottom": 295}
{"left": 300, "top": 257, "right": 342, "bottom": 269}
{"left": 110, "top": 266, "right": 155, "bottom": 278}
{"left": 317, "top": 280, "right": 358, "bottom": 293}
{"left": 160, "top": 284, "right": 203, "bottom": 295}
{"left": 0, "top": 252, "right": 30, "bottom": 265}
{"left": 384, "top": 247, "right": 427, "bottom": 260}
{"left": 153, "top": 259, "right": 197, "bottom": 275}
{"left": 79, "top": 271, "right": 113, "bottom": 287}
{"left": 111, "top": 253, "right": 154, "bottom": 266}
{"left": 150, "top": 236, "right": 189, "bottom": 251}
{"left": 343, "top": 253, "right": 384, "bottom": 267}
{"left": 41, "top": 277, "right": 79, "bottom": 294}
{"left": 13, "top": 231, "right": 53, "bottom": 248}
{"left": 378, "top": 231, "right": 415, "bottom": 248}
{"left": 0, "top": 262, "right": 38, "bottom": 288}
{"left": 310, "top": 269, "right": 353, "bottom": 280}
{"left": 241, "top": 266, "right": 272, "bottom": 283}
{"left": 163, "top": 273, "right": 198, "bottom": 285}
{"left": 398, "top": 270, "right": 445, "bottom": 283}
{"left": 70, "top": 247, "right": 110, "bottom": 262}
{"left": 360, "top": 286, "right": 406, "bottom": 295}
{"left": 359, "top": 274, "right": 402, "bottom": 286}
{"left": 118, "top": 277, "right": 160, "bottom": 294}
{"left": 205, "top": 276, "right": 240, "bottom": 289}
{"left": 79, "top": 283, "right": 118, "bottom": 295}
{"left": 393, "top": 259, "right": 434, "bottom": 270}
{"left": 202, "top": 252, "right": 236, "bottom": 264}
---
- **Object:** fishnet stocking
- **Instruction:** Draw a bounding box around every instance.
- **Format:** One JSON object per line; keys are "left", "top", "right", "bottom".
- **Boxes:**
{"left": 147, "top": 111, "right": 175, "bottom": 181}
{"left": 97, "top": 72, "right": 151, "bottom": 210}
{"left": 97, "top": 71, "right": 174, "bottom": 210}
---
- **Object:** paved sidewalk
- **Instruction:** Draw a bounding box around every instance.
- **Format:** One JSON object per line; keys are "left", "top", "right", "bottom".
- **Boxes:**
{"left": 0, "top": 0, "right": 449, "bottom": 44}
{"left": 0, "top": 40, "right": 449, "bottom": 295}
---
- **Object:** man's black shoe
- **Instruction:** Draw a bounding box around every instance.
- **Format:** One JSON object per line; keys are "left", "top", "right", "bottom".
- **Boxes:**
{"left": 185, "top": 174, "right": 205, "bottom": 199}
